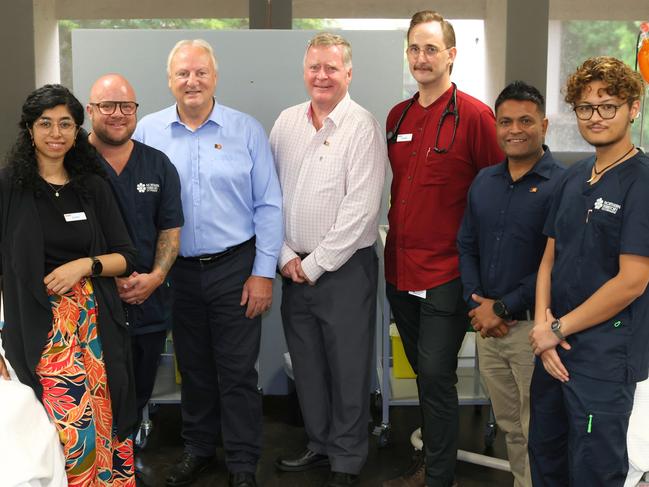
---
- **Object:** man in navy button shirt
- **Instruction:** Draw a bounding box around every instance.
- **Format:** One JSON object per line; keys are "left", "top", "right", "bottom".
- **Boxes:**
{"left": 134, "top": 39, "right": 282, "bottom": 487}
{"left": 529, "top": 56, "right": 649, "bottom": 486}
{"left": 458, "top": 81, "right": 564, "bottom": 487}
{"left": 87, "top": 74, "right": 183, "bottom": 447}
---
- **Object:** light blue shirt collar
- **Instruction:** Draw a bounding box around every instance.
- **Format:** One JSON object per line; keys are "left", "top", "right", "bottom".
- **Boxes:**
{"left": 166, "top": 98, "right": 224, "bottom": 130}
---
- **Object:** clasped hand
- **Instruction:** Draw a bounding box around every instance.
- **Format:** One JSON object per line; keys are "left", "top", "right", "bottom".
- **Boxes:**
{"left": 280, "top": 257, "right": 313, "bottom": 285}
{"left": 529, "top": 308, "right": 572, "bottom": 382}
{"left": 116, "top": 271, "right": 163, "bottom": 305}
{"left": 43, "top": 258, "right": 89, "bottom": 295}
{"left": 469, "top": 294, "right": 515, "bottom": 338}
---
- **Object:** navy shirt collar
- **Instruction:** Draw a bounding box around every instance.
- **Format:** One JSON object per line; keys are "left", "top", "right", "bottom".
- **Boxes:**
{"left": 491, "top": 145, "right": 555, "bottom": 181}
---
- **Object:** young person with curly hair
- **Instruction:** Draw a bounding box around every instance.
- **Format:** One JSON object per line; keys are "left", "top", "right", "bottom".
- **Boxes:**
{"left": 528, "top": 56, "right": 649, "bottom": 486}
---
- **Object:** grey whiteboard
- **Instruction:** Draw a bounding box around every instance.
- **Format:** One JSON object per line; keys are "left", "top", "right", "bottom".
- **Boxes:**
{"left": 72, "top": 29, "right": 403, "bottom": 395}
{"left": 72, "top": 29, "right": 404, "bottom": 133}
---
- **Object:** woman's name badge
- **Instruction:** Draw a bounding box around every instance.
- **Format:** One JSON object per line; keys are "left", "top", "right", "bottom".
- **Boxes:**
{"left": 64, "top": 212, "right": 87, "bottom": 222}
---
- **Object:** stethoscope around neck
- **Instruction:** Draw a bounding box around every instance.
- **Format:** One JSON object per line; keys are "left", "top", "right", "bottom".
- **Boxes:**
{"left": 386, "top": 83, "right": 459, "bottom": 154}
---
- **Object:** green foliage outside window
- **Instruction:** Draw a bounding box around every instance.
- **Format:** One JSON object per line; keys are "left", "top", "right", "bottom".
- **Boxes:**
{"left": 558, "top": 20, "right": 649, "bottom": 149}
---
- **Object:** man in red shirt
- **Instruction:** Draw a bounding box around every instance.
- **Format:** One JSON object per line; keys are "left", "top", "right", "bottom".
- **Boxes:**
{"left": 383, "top": 10, "right": 503, "bottom": 487}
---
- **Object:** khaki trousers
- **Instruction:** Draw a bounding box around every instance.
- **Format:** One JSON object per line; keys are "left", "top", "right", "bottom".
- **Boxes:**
{"left": 477, "top": 320, "right": 534, "bottom": 487}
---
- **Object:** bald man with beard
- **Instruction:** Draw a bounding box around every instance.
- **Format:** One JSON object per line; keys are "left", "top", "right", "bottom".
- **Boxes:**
{"left": 87, "top": 74, "right": 184, "bottom": 460}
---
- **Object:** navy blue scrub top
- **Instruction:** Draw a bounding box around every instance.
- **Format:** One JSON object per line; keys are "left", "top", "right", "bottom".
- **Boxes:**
{"left": 458, "top": 147, "right": 565, "bottom": 315}
{"left": 100, "top": 140, "right": 184, "bottom": 335}
{"left": 544, "top": 151, "right": 649, "bottom": 383}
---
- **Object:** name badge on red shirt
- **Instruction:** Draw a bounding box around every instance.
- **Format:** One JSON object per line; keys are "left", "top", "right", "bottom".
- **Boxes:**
{"left": 396, "top": 134, "right": 413, "bottom": 142}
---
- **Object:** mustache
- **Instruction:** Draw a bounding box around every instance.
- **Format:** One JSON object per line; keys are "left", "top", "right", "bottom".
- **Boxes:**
{"left": 414, "top": 63, "right": 432, "bottom": 71}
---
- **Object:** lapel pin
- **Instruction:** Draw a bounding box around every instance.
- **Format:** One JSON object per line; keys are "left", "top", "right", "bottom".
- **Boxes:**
{"left": 529, "top": 187, "right": 538, "bottom": 193}
{"left": 214, "top": 143, "right": 222, "bottom": 150}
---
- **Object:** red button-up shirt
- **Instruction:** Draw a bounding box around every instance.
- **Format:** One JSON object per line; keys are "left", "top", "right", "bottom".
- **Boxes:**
{"left": 385, "top": 86, "right": 503, "bottom": 291}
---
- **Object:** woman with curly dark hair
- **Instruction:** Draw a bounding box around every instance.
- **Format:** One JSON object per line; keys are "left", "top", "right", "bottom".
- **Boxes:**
{"left": 0, "top": 84, "right": 137, "bottom": 486}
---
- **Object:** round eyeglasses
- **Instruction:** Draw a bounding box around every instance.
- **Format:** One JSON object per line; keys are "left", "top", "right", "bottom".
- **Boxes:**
{"left": 89, "top": 101, "right": 139, "bottom": 116}
{"left": 573, "top": 103, "right": 625, "bottom": 121}
{"left": 406, "top": 45, "right": 452, "bottom": 59}
{"left": 32, "top": 119, "right": 77, "bottom": 135}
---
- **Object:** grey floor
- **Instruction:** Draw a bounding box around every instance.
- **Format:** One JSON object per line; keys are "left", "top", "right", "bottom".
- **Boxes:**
{"left": 136, "top": 398, "right": 514, "bottom": 487}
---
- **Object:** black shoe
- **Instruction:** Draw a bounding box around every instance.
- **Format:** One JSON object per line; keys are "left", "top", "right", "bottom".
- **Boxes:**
{"left": 275, "top": 448, "right": 330, "bottom": 472}
{"left": 166, "top": 452, "right": 214, "bottom": 486}
{"left": 324, "top": 471, "right": 359, "bottom": 487}
{"left": 229, "top": 471, "right": 258, "bottom": 487}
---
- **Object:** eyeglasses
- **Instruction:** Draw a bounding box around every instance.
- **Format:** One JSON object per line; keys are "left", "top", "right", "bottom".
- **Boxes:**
{"left": 89, "top": 101, "right": 139, "bottom": 116}
{"left": 32, "top": 119, "right": 77, "bottom": 134}
{"left": 406, "top": 45, "right": 452, "bottom": 59}
{"left": 573, "top": 103, "right": 626, "bottom": 121}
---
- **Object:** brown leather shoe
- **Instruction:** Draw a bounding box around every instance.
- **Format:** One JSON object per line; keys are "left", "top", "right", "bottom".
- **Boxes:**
{"left": 382, "top": 449, "right": 425, "bottom": 487}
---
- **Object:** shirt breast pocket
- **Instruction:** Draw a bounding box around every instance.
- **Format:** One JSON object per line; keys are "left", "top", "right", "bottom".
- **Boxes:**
{"left": 588, "top": 210, "right": 621, "bottom": 258}
{"left": 420, "top": 152, "right": 456, "bottom": 186}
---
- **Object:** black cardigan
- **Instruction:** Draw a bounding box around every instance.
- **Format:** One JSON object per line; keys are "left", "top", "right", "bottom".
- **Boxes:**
{"left": 0, "top": 169, "right": 137, "bottom": 441}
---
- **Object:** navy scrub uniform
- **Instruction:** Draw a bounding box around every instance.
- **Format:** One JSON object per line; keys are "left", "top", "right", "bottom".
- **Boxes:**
{"left": 100, "top": 140, "right": 184, "bottom": 422}
{"left": 101, "top": 140, "right": 184, "bottom": 336}
{"left": 528, "top": 152, "right": 649, "bottom": 486}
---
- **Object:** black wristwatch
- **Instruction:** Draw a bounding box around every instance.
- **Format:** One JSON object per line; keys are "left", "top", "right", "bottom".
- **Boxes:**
{"left": 90, "top": 256, "right": 103, "bottom": 277}
{"left": 492, "top": 300, "right": 510, "bottom": 319}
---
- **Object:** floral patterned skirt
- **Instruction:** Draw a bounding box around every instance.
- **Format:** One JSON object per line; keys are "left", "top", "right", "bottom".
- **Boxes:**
{"left": 35, "top": 278, "right": 135, "bottom": 486}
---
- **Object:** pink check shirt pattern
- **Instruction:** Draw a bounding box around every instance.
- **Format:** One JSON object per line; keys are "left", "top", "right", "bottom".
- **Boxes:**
{"left": 270, "top": 93, "right": 387, "bottom": 282}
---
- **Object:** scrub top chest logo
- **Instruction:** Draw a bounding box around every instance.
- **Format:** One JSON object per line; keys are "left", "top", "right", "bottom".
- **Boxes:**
{"left": 136, "top": 183, "right": 160, "bottom": 193}
{"left": 594, "top": 197, "right": 621, "bottom": 215}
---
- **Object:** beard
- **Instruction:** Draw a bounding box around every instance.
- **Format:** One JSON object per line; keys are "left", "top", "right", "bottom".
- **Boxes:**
{"left": 92, "top": 125, "right": 134, "bottom": 146}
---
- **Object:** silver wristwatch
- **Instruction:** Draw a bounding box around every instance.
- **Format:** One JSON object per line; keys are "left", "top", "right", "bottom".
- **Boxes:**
{"left": 551, "top": 319, "right": 565, "bottom": 341}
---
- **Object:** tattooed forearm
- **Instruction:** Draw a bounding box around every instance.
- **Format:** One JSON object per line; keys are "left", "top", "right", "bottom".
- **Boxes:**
{"left": 153, "top": 227, "right": 181, "bottom": 278}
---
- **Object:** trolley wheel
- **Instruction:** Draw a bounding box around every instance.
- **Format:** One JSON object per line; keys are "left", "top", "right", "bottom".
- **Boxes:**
{"left": 484, "top": 421, "right": 497, "bottom": 449}
{"left": 377, "top": 425, "right": 392, "bottom": 448}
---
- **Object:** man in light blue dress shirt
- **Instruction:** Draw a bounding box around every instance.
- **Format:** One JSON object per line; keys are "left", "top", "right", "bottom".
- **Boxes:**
{"left": 134, "top": 39, "right": 283, "bottom": 487}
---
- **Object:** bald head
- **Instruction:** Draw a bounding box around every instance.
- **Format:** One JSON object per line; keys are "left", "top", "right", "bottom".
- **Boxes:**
{"left": 89, "top": 73, "right": 136, "bottom": 103}
{"left": 87, "top": 73, "right": 138, "bottom": 147}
